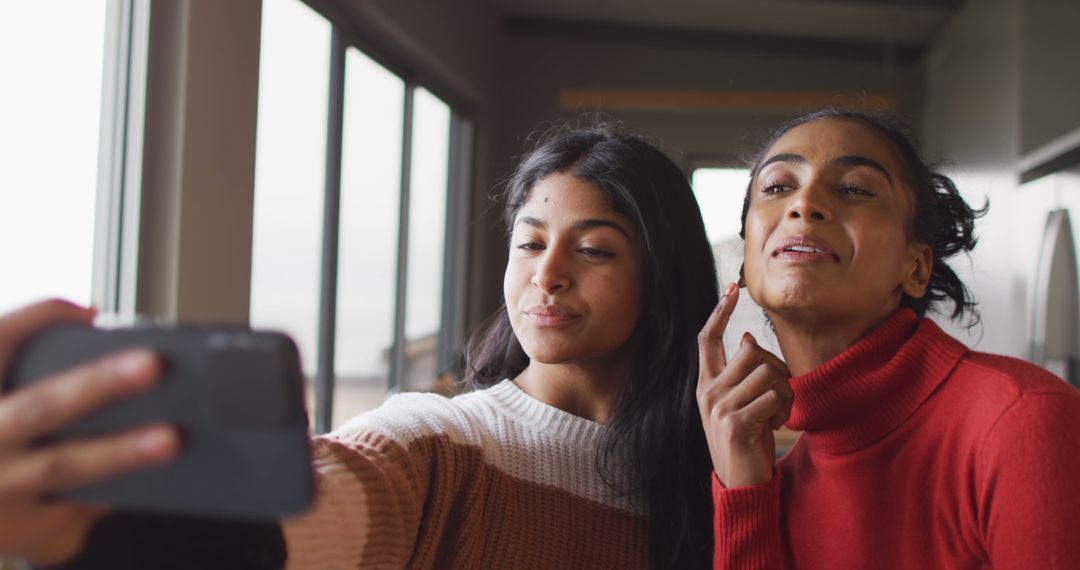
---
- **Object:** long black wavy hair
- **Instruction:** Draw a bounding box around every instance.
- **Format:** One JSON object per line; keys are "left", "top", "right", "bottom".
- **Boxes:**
{"left": 741, "top": 108, "right": 987, "bottom": 324}
{"left": 464, "top": 124, "right": 718, "bottom": 568}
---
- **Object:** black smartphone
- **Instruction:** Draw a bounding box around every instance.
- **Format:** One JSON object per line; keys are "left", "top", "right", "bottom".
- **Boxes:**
{"left": 3, "top": 324, "right": 314, "bottom": 521}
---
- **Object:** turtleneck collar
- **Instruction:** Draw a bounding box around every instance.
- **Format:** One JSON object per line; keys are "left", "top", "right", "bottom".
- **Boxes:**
{"left": 786, "top": 308, "right": 969, "bottom": 455}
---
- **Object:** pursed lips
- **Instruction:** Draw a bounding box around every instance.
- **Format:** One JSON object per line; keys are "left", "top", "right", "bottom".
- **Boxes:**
{"left": 524, "top": 304, "right": 580, "bottom": 326}
{"left": 771, "top": 235, "right": 840, "bottom": 262}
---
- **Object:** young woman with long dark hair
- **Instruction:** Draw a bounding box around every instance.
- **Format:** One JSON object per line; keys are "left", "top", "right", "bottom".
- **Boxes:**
{"left": 460, "top": 125, "right": 718, "bottom": 568}
{"left": 698, "top": 109, "right": 1080, "bottom": 568}
{"left": 5, "top": 125, "right": 718, "bottom": 569}
{"left": 280, "top": 125, "right": 718, "bottom": 568}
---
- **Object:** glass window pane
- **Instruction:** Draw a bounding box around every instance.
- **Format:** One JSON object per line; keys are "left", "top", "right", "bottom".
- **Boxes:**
{"left": 691, "top": 167, "right": 779, "bottom": 359}
{"left": 333, "top": 48, "right": 405, "bottom": 428}
{"left": 403, "top": 88, "right": 451, "bottom": 391}
{"left": 0, "top": 2, "right": 107, "bottom": 313}
{"left": 692, "top": 167, "right": 750, "bottom": 287}
{"left": 249, "top": 0, "right": 330, "bottom": 393}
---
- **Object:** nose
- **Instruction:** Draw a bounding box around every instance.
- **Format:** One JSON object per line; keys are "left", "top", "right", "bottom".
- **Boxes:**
{"left": 531, "top": 248, "right": 571, "bottom": 294}
{"left": 786, "top": 180, "right": 833, "bottom": 222}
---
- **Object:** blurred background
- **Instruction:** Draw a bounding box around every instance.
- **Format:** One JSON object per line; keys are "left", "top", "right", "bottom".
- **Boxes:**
{"left": 1, "top": 0, "right": 1078, "bottom": 443}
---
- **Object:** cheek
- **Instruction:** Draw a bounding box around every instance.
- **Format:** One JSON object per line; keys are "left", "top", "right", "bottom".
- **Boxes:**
{"left": 503, "top": 261, "right": 527, "bottom": 305}
{"left": 580, "top": 261, "right": 642, "bottom": 317}
{"left": 741, "top": 217, "right": 769, "bottom": 275}
{"left": 603, "top": 266, "right": 646, "bottom": 332}
{"left": 857, "top": 222, "right": 910, "bottom": 271}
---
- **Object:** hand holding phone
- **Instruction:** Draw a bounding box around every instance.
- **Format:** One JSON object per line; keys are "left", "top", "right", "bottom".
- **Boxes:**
{"left": 0, "top": 300, "right": 180, "bottom": 566}
{"left": 2, "top": 306, "right": 314, "bottom": 526}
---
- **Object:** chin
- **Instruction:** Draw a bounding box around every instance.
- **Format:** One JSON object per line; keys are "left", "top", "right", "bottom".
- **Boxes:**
{"left": 755, "top": 289, "right": 836, "bottom": 322}
{"left": 520, "top": 341, "right": 583, "bottom": 365}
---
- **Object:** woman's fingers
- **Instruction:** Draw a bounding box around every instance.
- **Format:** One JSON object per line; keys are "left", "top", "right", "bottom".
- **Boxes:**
{"left": 0, "top": 300, "right": 176, "bottom": 565}
{"left": 703, "top": 356, "right": 792, "bottom": 425}
{"left": 738, "top": 388, "right": 788, "bottom": 434}
{"left": 723, "top": 340, "right": 793, "bottom": 430}
{"left": 728, "top": 362, "right": 787, "bottom": 409}
{"left": 704, "top": 331, "right": 788, "bottom": 389}
{"left": 697, "top": 282, "right": 740, "bottom": 379}
{"left": 698, "top": 327, "right": 793, "bottom": 487}
{"left": 0, "top": 299, "right": 93, "bottom": 372}
{"left": 0, "top": 425, "right": 179, "bottom": 501}
{"left": 0, "top": 349, "right": 160, "bottom": 448}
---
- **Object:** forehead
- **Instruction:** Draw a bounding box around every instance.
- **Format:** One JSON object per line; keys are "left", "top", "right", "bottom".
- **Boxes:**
{"left": 516, "top": 172, "right": 621, "bottom": 220}
{"left": 764, "top": 118, "right": 904, "bottom": 176}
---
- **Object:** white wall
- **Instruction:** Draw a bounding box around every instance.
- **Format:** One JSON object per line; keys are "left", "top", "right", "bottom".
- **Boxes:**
{"left": 923, "top": 0, "right": 1080, "bottom": 362}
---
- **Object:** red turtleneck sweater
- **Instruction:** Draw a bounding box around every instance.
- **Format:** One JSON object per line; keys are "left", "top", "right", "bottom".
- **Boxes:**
{"left": 713, "top": 309, "right": 1080, "bottom": 569}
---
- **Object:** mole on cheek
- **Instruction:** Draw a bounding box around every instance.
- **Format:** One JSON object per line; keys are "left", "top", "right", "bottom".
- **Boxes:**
{"left": 544, "top": 197, "right": 549, "bottom": 203}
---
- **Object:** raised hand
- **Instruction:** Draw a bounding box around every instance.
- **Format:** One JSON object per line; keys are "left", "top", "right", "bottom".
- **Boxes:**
{"left": 696, "top": 284, "right": 793, "bottom": 488}
{"left": 0, "top": 300, "right": 179, "bottom": 565}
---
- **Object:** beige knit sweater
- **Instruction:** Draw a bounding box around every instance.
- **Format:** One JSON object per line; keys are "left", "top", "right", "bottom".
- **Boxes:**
{"left": 282, "top": 380, "right": 649, "bottom": 569}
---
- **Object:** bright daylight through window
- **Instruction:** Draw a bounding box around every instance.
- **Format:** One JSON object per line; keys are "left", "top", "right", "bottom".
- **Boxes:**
{"left": 0, "top": 2, "right": 108, "bottom": 313}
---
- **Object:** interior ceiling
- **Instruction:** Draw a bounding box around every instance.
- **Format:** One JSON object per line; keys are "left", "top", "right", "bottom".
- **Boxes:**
{"left": 490, "top": 0, "right": 966, "bottom": 46}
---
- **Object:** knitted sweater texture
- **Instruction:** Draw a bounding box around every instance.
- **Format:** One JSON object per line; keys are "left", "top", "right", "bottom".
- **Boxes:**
{"left": 713, "top": 309, "right": 1080, "bottom": 569}
{"left": 283, "top": 380, "right": 648, "bottom": 569}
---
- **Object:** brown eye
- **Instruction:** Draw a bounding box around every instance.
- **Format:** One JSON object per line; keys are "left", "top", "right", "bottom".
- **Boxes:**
{"left": 838, "top": 186, "right": 875, "bottom": 197}
{"left": 578, "top": 247, "right": 613, "bottom": 258}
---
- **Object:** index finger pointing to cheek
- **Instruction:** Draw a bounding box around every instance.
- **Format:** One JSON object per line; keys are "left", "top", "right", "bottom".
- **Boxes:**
{"left": 698, "top": 282, "right": 739, "bottom": 378}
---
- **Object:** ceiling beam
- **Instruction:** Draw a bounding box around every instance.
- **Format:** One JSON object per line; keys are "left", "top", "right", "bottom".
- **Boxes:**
{"left": 505, "top": 15, "right": 924, "bottom": 65}
{"left": 812, "top": 0, "right": 964, "bottom": 9}
{"left": 559, "top": 89, "right": 897, "bottom": 113}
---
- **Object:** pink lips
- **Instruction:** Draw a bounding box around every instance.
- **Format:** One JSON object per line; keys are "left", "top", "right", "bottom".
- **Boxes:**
{"left": 772, "top": 235, "right": 840, "bottom": 262}
{"left": 525, "top": 304, "right": 580, "bottom": 327}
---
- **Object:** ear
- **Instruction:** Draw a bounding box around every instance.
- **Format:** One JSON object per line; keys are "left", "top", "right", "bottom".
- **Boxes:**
{"left": 901, "top": 243, "right": 933, "bottom": 299}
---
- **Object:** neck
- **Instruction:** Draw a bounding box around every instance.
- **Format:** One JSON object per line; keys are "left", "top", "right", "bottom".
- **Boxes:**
{"left": 769, "top": 304, "right": 902, "bottom": 377}
{"left": 512, "top": 355, "right": 630, "bottom": 424}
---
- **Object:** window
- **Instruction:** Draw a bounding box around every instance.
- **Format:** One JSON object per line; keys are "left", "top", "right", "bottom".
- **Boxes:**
{"left": 691, "top": 167, "right": 750, "bottom": 286}
{"left": 333, "top": 48, "right": 405, "bottom": 427}
{"left": 249, "top": 0, "right": 330, "bottom": 380}
{"left": 691, "top": 166, "right": 779, "bottom": 345}
{"left": 251, "top": 0, "right": 469, "bottom": 432}
{"left": 402, "top": 88, "right": 452, "bottom": 392}
{"left": 0, "top": 1, "right": 109, "bottom": 313}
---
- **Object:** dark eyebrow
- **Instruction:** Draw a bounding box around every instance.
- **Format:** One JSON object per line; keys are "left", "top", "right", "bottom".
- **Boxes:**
{"left": 757, "top": 153, "right": 806, "bottom": 172}
{"left": 516, "top": 216, "right": 545, "bottom": 229}
{"left": 574, "top": 219, "right": 631, "bottom": 239}
{"left": 757, "top": 153, "right": 893, "bottom": 183}
{"left": 832, "top": 155, "right": 893, "bottom": 183}
{"left": 514, "top": 216, "right": 630, "bottom": 239}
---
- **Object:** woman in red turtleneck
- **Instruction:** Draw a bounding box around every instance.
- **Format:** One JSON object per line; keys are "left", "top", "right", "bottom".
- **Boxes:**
{"left": 697, "top": 109, "right": 1080, "bottom": 569}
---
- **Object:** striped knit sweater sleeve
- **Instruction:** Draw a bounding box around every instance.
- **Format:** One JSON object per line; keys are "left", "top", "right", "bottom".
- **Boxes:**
{"left": 282, "top": 380, "right": 650, "bottom": 569}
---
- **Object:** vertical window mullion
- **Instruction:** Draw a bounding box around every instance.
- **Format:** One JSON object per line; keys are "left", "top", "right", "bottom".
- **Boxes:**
{"left": 389, "top": 84, "right": 415, "bottom": 393}
{"left": 314, "top": 28, "right": 346, "bottom": 435}
{"left": 93, "top": 0, "right": 147, "bottom": 317}
{"left": 437, "top": 113, "right": 473, "bottom": 375}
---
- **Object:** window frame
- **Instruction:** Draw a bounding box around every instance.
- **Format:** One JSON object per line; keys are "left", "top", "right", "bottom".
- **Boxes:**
{"left": 93, "top": 0, "right": 150, "bottom": 317}
{"left": 298, "top": 17, "right": 474, "bottom": 434}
